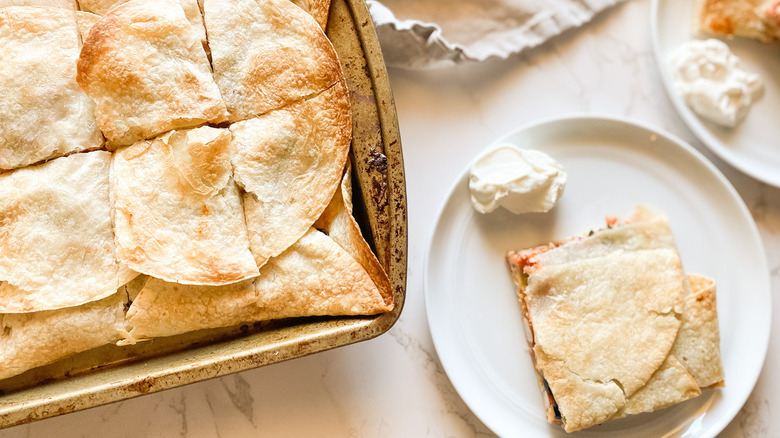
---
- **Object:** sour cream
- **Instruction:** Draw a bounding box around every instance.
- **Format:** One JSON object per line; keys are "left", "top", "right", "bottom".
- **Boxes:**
{"left": 669, "top": 39, "right": 763, "bottom": 127}
{"left": 469, "top": 144, "right": 566, "bottom": 215}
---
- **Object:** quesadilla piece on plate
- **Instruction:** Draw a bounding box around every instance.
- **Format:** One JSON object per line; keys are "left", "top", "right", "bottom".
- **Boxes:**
{"left": 0, "top": 7, "right": 102, "bottom": 171}
{"left": 0, "top": 152, "right": 135, "bottom": 313}
{"left": 289, "top": 0, "right": 331, "bottom": 32}
{"left": 612, "top": 272, "right": 725, "bottom": 418}
{"left": 124, "top": 228, "right": 391, "bottom": 341}
{"left": 230, "top": 80, "right": 351, "bottom": 268}
{"left": 0, "top": 284, "right": 132, "bottom": 381}
{"left": 670, "top": 273, "right": 725, "bottom": 388}
{"left": 76, "top": 0, "right": 206, "bottom": 46}
{"left": 696, "top": 0, "right": 780, "bottom": 41}
{"left": 505, "top": 206, "right": 711, "bottom": 433}
{"left": 614, "top": 354, "right": 701, "bottom": 418}
{"left": 111, "top": 126, "right": 259, "bottom": 286}
{"left": 203, "top": 0, "right": 342, "bottom": 121}
{"left": 314, "top": 162, "right": 394, "bottom": 310}
{"left": 76, "top": 0, "right": 227, "bottom": 148}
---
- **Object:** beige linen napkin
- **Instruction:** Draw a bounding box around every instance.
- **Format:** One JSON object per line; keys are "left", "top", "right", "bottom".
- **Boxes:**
{"left": 368, "top": 0, "right": 627, "bottom": 69}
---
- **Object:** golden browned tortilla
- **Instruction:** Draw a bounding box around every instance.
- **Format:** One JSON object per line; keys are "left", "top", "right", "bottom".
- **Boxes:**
{"left": 697, "top": 0, "right": 779, "bottom": 41}
{"left": 289, "top": 0, "right": 332, "bottom": 31}
{"left": 111, "top": 126, "right": 259, "bottom": 286}
{"left": 506, "top": 206, "right": 724, "bottom": 432}
{"left": 0, "top": 282, "right": 138, "bottom": 381}
{"left": 122, "top": 165, "right": 392, "bottom": 341}
{"left": 231, "top": 80, "right": 351, "bottom": 268}
{"left": 0, "top": 152, "right": 136, "bottom": 313}
{"left": 123, "top": 229, "right": 390, "bottom": 341}
{"left": 203, "top": 0, "right": 342, "bottom": 121}
{"left": 76, "top": 0, "right": 227, "bottom": 148}
{"left": 0, "top": 0, "right": 392, "bottom": 381}
{"left": 0, "top": 7, "right": 102, "bottom": 170}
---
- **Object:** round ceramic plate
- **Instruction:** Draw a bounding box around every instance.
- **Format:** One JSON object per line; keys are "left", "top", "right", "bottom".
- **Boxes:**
{"left": 424, "top": 116, "right": 770, "bottom": 437}
{"left": 651, "top": 0, "right": 780, "bottom": 187}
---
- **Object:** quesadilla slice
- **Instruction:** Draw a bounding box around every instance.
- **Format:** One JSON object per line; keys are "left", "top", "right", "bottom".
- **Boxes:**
{"left": 111, "top": 126, "right": 259, "bottom": 286}
{"left": 613, "top": 355, "right": 701, "bottom": 418}
{"left": 230, "top": 80, "right": 351, "bottom": 268}
{"left": 612, "top": 273, "right": 725, "bottom": 419}
{"left": 697, "top": 0, "right": 780, "bottom": 41}
{"left": 0, "top": 283, "right": 133, "bottom": 381}
{"left": 670, "top": 273, "right": 725, "bottom": 388}
{"left": 203, "top": 0, "right": 342, "bottom": 121}
{"left": 0, "top": 151, "right": 135, "bottom": 313}
{"left": 0, "top": 7, "right": 102, "bottom": 171}
{"left": 505, "top": 206, "right": 694, "bottom": 432}
{"left": 314, "top": 161, "right": 393, "bottom": 310}
{"left": 123, "top": 228, "right": 390, "bottom": 341}
{"left": 76, "top": 0, "right": 207, "bottom": 47}
{"left": 289, "top": 0, "right": 331, "bottom": 32}
{"left": 76, "top": 0, "right": 227, "bottom": 148}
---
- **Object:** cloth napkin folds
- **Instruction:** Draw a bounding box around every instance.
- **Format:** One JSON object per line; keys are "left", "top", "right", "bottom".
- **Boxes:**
{"left": 368, "top": 0, "right": 627, "bottom": 69}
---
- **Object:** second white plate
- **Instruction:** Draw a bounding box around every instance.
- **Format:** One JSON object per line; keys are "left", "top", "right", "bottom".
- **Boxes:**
{"left": 425, "top": 115, "right": 770, "bottom": 437}
{"left": 652, "top": 0, "right": 780, "bottom": 187}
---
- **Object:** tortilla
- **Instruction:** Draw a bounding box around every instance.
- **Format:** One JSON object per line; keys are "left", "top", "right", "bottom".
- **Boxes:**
{"left": 203, "top": 0, "right": 342, "bottom": 121}
{"left": 610, "top": 273, "right": 725, "bottom": 418}
{"left": 0, "top": 286, "right": 129, "bottom": 381}
{"left": 507, "top": 206, "right": 690, "bottom": 432}
{"left": 231, "top": 80, "right": 351, "bottom": 268}
{"left": 111, "top": 126, "right": 259, "bottom": 286}
{"left": 614, "top": 355, "right": 701, "bottom": 418}
{"left": 0, "top": 0, "right": 76, "bottom": 8}
{"left": 77, "top": 0, "right": 227, "bottom": 148}
{"left": 0, "top": 7, "right": 102, "bottom": 170}
{"left": 0, "top": 152, "right": 135, "bottom": 313}
{"left": 124, "top": 228, "right": 390, "bottom": 341}
{"left": 251, "top": 228, "right": 390, "bottom": 318}
{"left": 670, "top": 273, "right": 725, "bottom": 388}
{"left": 314, "top": 162, "right": 393, "bottom": 310}
{"left": 697, "top": 0, "right": 778, "bottom": 41}
{"left": 76, "top": 0, "right": 207, "bottom": 46}
{"left": 289, "top": 0, "right": 331, "bottom": 31}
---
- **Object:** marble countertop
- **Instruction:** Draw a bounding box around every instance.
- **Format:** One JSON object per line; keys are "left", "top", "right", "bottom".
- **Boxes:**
{"left": 2, "top": 0, "right": 778, "bottom": 436}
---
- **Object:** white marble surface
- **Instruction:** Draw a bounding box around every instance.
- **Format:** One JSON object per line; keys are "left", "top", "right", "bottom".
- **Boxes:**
{"left": 2, "top": 0, "right": 779, "bottom": 436}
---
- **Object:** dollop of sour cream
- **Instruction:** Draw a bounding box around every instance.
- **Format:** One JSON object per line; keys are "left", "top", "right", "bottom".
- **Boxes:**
{"left": 669, "top": 39, "right": 763, "bottom": 127}
{"left": 469, "top": 144, "right": 566, "bottom": 215}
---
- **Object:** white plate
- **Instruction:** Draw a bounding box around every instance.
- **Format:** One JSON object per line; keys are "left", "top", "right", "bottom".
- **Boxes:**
{"left": 651, "top": 0, "right": 780, "bottom": 187}
{"left": 424, "top": 116, "right": 771, "bottom": 437}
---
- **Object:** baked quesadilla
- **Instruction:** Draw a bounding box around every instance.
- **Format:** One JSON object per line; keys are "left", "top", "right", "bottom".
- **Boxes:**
{"left": 697, "top": 0, "right": 780, "bottom": 41}
{"left": 123, "top": 228, "right": 390, "bottom": 341}
{"left": 0, "top": 286, "right": 129, "bottom": 380}
{"left": 0, "top": 152, "right": 135, "bottom": 313}
{"left": 123, "top": 166, "right": 393, "bottom": 341}
{"left": 76, "top": 0, "right": 207, "bottom": 47}
{"left": 290, "top": 0, "right": 332, "bottom": 31}
{"left": 230, "top": 80, "right": 351, "bottom": 268}
{"left": 0, "top": 7, "right": 102, "bottom": 170}
{"left": 0, "top": 0, "right": 396, "bottom": 387}
{"left": 506, "top": 206, "right": 724, "bottom": 432}
{"left": 76, "top": 0, "right": 228, "bottom": 148}
{"left": 111, "top": 126, "right": 259, "bottom": 286}
{"left": 203, "top": 0, "right": 342, "bottom": 121}
{"left": 314, "top": 161, "right": 394, "bottom": 310}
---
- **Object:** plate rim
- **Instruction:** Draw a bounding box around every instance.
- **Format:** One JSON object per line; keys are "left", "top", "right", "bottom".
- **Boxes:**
{"left": 423, "top": 113, "right": 771, "bottom": 437}
{"left": 650, "top": 0, "right": 780, "bottom": 188}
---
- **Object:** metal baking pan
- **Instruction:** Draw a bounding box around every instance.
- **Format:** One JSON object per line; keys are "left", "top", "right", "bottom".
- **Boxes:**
{"left": 0, "top": 0, "right": 406, "bottom": 428}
